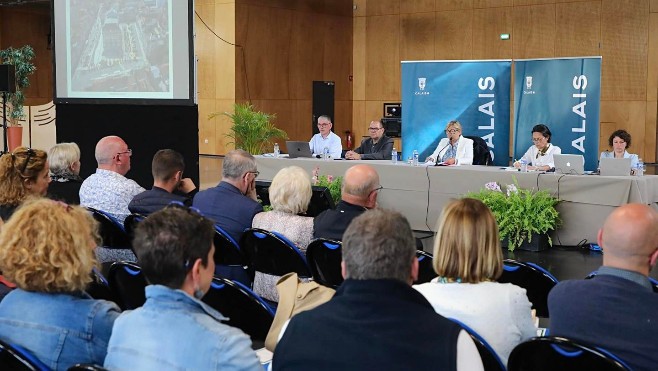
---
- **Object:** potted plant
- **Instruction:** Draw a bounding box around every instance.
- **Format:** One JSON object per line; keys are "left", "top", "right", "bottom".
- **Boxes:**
{"left": 465, "top": 181, "right": 560, "bottom": 251}
{"left": 211, "top": 103, "right": 288, "bottom": 155}
{"left": 0, "top": 45, "right": 36, "bottom": 151}
{"left": 312, "top": 166, "right": 343, "bottom": 205}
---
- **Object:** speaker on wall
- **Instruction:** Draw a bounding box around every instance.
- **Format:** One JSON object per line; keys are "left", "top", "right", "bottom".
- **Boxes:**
{"left": 312, "top": 81, "right": 334, "bottom": 134}
{"left": 0, "top": 65, "right": 16, "bottom": 93}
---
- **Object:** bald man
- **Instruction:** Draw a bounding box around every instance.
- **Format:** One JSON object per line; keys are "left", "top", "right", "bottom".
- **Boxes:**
{"left": 313, "top": 164, "right": 381, "bottom": 241}
{"left": 80, "top": 136, "right": 145, "bottom": 223}
{"left": 548, "top": 204, "right": 658, "bottom": 370}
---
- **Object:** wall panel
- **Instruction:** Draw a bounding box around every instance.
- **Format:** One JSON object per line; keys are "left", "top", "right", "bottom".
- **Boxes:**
{"left": 512, "top": 4, "right": 555, "bottom": 59}
{"left": 401, "top": 0, "right": 435, "bottom": 13}
{"left": 555, "top": 1, "right": 600, "bottom": 57}
{"left": 435, "top": 0, "right": 474, "bottom": 11}
{"left": 401, "top": 12, "right": 436, "bottom": 61}
{"left": 472, "top": 7, "right": 513, "bottom": 59}
{"left": 366, "top": 15, "right": 401, "bottom": 100}
{"left": 435, "top": 9, "right": 473, "bottom": 59}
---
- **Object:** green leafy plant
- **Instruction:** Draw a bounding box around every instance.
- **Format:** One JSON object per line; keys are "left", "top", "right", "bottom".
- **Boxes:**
{"left": 210, "top": 103, "right": 288, "bottom": 155}
{"left": 465, "top": 180, "right": 560, "bottom": 251}
{"left": 0, "top": 45, "right": 36, "bottom": 126}
{"left": 312, "top": 166, "right": 342, "bottom": 205}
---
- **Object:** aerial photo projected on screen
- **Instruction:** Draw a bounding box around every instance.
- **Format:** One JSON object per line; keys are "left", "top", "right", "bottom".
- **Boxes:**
{"left": 68, "top": 0, "right": 173, "bottom": 98}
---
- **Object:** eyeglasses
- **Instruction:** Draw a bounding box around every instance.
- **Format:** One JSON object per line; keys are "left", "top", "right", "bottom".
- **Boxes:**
{"left": 368, "top": 127, "right": 383, "bottom": 131}
{"left": 116, "top": 149, "right": 132, "bottom": 157}
{"left": 446, "top": 129, "right": 460, "bottom": 134}
{"left": 317, "top": 123, "right": 331, "bottom": 127}
{"left": 370, "top": 185, "right": 383, "bottom": 194}
{"left": 247, "top": 171, "right": 259, "bottom": 178}
{"left": 20, "top": 148, "right": 35, "bottom": 174}
{"left": 532, "top": 137, "right": 545, "bottom": 143}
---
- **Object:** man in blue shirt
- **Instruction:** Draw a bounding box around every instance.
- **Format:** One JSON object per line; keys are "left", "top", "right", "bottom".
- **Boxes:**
{"left": 548, "top": 204, "right": 658, "bottom": 370}
{"left": 309, "top": 115, "right": 342, "bottom": 159}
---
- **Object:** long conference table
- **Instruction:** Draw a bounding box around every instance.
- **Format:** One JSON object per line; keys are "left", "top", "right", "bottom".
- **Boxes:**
{"left": 255, "top": 157, "right": 658, "bottom": 246}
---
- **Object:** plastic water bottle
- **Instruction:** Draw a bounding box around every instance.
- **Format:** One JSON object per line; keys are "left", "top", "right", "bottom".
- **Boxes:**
{"left": 520, "top": 158, "right": 528, "bottom": 172}
{"left": 273, "top": 143, "right": 280, "bottom": 158}
{"left": 636, "top": 158, "right": 644, "bottom": 176}
{"left": 391, "top": 147, "right": 397, "bottom": 164}
{"left": 323, "top": 146, "right": 330, "bottom": 161}
{"left": 412, "top": 150, "right": 419, "bottom": 166}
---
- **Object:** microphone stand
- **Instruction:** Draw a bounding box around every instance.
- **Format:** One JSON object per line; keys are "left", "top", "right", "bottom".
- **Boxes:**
{"left": 434, "top": 140, "right": 453, "bottom": 166}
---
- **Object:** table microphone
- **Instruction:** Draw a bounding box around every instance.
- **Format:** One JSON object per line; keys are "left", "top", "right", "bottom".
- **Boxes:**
{"left": 434, "top": 142, "right": 451, "bottom": 166}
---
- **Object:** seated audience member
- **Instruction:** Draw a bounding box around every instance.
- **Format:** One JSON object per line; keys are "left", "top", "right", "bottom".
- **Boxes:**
{"left": 193, "top": 149, "right": 263, "bottom": 243}
{"left": 252, "top": 166, "right": 314, "bottom": 301}
{"left": 548, "top": 204, "right": 658, "bottom": 370}
{"left": 313, "top": 164, "right": 380, "bottom": 241}
{"left": 0, "top": 147, "right": 50, "bottom": 221}
{"left": 414, "top": 198, "right": 536, "bottom": 366}
{"left": 345, "top": 120, "right": 394, "bottom": 160}
{"left": 309, "top": 115, "right": 342, "bottom": 159}
{"left": 513, "top": 124, "right": 561, "bottom": 171}
{"left": 47, "top": 142, "right": 83, "bottom": 204}
{"left": 0, "top": 199, "right": 120, "bottom": 370}
{"left": 104, "top": 206, "right": 261, "bottom": 370}
{"left": 129, "top": 149, "right": 197, "bottom": 215}
{"left": 274, "top": 209, "right": 483, "bottom": 370}
{"left": 600, "top": 129, "right": 639, "bottom": 168}
{"left": 79, "top": 135, "right": 145, "bottom": 223}
{"left": 425, "top": 120, "right": 474, "bottom": 165}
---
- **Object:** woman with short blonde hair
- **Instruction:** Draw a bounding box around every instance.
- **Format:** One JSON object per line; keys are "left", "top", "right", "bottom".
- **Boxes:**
{"left": 0, "top": 198, "right": 120, "bottom": 370}
{"left": 0, "top": 147, "right": 50, "bottom": 220}
{"left": 47, "top": 142, "right": 83, "bottom": 204}
{"left": 252, "top": 166, "right": 314, "bottom": 301}
{"left": 425, "top": 120, "right": 474, "bottom": 165}
{"left": 414, "top": 198, "right": 536, "bottom": 366}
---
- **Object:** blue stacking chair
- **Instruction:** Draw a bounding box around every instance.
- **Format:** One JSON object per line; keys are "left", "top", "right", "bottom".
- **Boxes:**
{"left": 107, "top": 261, "right": 147, "bottom": 310}
{"left": 306, "top": 239, "right": 343, "bottom": 288}
{"left": 508, "top": 336, "right": 631, "bottom": 371}
{"left": 213, "top": 225, "right": 251, "bottom": 286}
{"left": 240, "top": 228, "right": 312, "bottom": 280}
{"left": 85, "top": 207, "right": 131, "bottom": 249}
{"left": 498, "top": 259, "right": 558, "bottom": 317}
{"left": 414, "top": 250, "right": 437, "bottom": 284}
{"left": 448, "top": 318, "right": 506, "bottom": 371}
{"left": 0, "top": 339, "right": 49, "bottom": 371}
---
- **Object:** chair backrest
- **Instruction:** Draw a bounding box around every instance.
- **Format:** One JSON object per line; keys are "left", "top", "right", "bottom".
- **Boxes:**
{"left": 508, "top": 336, "right": 632, "bottom": 371}
{"left": 214, "top": 225, "right": 245, "bottom": 266}
{"left": 498, "top": 259, "right": 558, "bottom": 317}
{"left": 240, "top": 228, "right": 312, "bottom": 278}
{"left": 123, "top": 213, "right": 146, "bottom": 242}
{"left": 85, "top": 207, "right": 131, "bottom": 249}
{"left": 202, "top": 277, "right": 275, "bottom": 346}
{"left": 306, "top": 239, "right": 343, "bottom": 288}
{"left": 464, "top": 135, "right": 493, "bottom": 166}
{"left": 67, "top": 364, "right": 109, "bottom": 371}
{"left": 0, "top": 340, "right": 49, "bottom": 371}
{"left": 414, "top": 250, "right": 436, "bottom": 284}
{"left": 107, "top": 261, "right": 147, "bottom": 310}
{"left": 85, "top": 268, "right": 115, "bottom": 302}
{"left": 449, "top": 318, "right": 506, "bottom": 371}
{"left": 587, "top": 270, "right": 658, "bottom": 293}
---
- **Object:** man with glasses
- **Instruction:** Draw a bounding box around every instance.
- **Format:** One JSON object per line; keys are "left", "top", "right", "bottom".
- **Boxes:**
{"left": 313, "top": 164, "right": 380, "bottom": 241}
{"left": 309, "top": 115, "right": 342, "bottom": 159}
{"left": 80, "top": 135, "right": 145, "bottom": 223}
{"left": 193, "top": 149, "right": 263, "bottom": 243}
{"left": 345, "top": 120, "right": 394, "bottom": 160}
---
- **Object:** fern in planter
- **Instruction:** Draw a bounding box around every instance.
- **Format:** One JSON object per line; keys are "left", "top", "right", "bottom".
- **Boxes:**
{"left": 210, "top": 103, "right": 288, "bottom": 155}
{"left": 465, "top": 181, "right": 560, "bottom": 251}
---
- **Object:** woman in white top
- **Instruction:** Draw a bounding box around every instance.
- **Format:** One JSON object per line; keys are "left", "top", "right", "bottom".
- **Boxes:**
{"left": 514, "top": 124, "right": 561, "bottom": 171}
{"left": 425, "top": 120, "right": 474, "bottom": 165}
{"left": 599, "top": 129, "right": 639, "bottom": 169}
{"left": 414, "top": 198, "right": 536, "bottom": 367}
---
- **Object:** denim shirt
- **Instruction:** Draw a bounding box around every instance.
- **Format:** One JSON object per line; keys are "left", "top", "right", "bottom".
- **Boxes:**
{"left": 105, "top": 285, "right": 262, "bottom": 371}
{"left": 0, "top": 289, "right": 120, "bottom": 371}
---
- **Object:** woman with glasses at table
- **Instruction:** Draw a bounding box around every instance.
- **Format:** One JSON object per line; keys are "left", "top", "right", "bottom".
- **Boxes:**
{"left": 414, "top": 198, "right": 536, "bottom": 367}
{"left": 425, "top": 120, "right": 474, "bottom": 165}
{"left": 0, "top": 147, "right": 50, "bottom": 221}
{"left": 514, "top": 124, "right": 562, "bottom": 171}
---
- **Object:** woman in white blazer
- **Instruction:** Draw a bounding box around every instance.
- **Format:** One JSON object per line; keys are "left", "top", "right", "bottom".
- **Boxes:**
{"left": 425, "top": 120, "right": 474, "bottom": 165}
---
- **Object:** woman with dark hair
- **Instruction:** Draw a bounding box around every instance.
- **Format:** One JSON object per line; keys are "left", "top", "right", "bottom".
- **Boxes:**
{"left": 600, "top": 129, "right": 639, "bottom": 168}
{"left": 514, "top": 124, "right": 562, "bottom": 171}
{"left": 0, "top": 147, "right": 50, "bottom": 221}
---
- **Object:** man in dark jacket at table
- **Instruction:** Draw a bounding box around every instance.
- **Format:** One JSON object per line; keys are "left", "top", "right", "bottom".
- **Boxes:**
{"left": 129, "top": 149, "right": 197, "bottom": 215}
{"left": 345, "top": 120, "right": 394, "bottom": 160}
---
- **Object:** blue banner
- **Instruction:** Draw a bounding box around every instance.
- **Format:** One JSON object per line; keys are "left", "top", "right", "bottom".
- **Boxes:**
{"left": 401, "top": 60, "right": 511, "bottom": 166}
{"left": 513, "top": 57, "right": 601, "bottom": 171}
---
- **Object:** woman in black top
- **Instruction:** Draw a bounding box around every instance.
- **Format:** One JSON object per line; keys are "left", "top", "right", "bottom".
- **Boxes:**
{"left": 47, "top": 142, "right": 83, "bottom": 204}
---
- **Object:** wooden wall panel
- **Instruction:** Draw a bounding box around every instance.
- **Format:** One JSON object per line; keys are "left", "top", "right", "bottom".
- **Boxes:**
{"left": 323, "top": 15, "right": 353, "bottom": 101}
{"left": 196, "top": 3, "right": 217, "bottom": 100}
{"left": 435, "top": 10, "right": 473, "bottom": 59}
{"left": 400, "top": 13, "right": 436, "bottom": 61}
{"left": 366, "top": 15, "right": 401, "bottom": 100}
{"left": 512, "top": 4, "right": 555, "bottom": 59}
{"left": 647, "top": 13, "right": 658, "bottom": 101}
{"left": 555, "top": 1, "right": 600, "bottom": 57}
{"left": 435, "top": 0, "right": 473, "bottom": 11}
{"left": 646, "top": 102, "right": 657, "bottom": 162}
{"left": 352, "top": 100, "right": 367, "bottom": 141}
{"left": 472, "top": 7, "right": 513, "bottom": 59}
{"left": 367, "top": 0, "right": 401, "bottom": 16}
{"left": 353, "top": 16, "right": 367, "bottom": 100}
{"left": 401, "top": 0, "right": 435, "bottom": 13}
{"left": 600, "top": 0, "right": 649, "bottom": 101}
{"left": 513, "top": 0, "right": 555, "bottom": 5}
{"left": 289, "top": 12, "right": 324, "bottom": 100}
{"left": 652, "top": 0, "right": 658, "bottom": 12}
{"left": 473, "top": 0, "right": 513, "bottom": 8}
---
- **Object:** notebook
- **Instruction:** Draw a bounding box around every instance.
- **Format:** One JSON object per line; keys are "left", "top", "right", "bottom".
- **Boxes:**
{"left": 599, "top": 157, "right": 632, "bottom": 176}
{"left": 286, "top": 141, "right": 314, "bottom": 158}
{"left": 553, "top": 154, "right": 585, "bottom": 175}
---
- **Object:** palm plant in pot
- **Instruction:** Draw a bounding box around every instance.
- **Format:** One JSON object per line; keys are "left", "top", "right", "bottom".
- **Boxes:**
{"left": 210, "top": 103, "right": 288, "bottom": 155}
{"left": 465, "top": 180, "right": 560, "bottom": 251}
{"left": 0, "top": 45, "right": 36, "bottom": 150}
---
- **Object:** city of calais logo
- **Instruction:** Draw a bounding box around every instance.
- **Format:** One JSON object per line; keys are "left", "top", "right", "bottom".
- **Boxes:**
{"left": 415, "top": 77, "right": 430, "bottom": 95}
{"left": 524, "top": 75, "right": 536, "bottom": 95}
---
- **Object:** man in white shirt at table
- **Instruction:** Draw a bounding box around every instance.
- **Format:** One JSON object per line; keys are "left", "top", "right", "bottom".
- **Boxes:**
{"left": 309, "top": 115, "right": 342, "bottom": 159}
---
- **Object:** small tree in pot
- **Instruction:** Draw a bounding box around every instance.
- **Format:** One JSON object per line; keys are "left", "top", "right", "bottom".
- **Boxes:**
{"left": 1, "top": 45, "right": 37, "bottom": 126}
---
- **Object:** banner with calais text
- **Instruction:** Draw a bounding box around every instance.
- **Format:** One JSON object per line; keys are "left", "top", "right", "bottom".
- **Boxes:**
{"left": 513, "top": 57, "right": 601, "bottom": 171}
{"left": 401, "top": 60, "right": 511, "bottom": 166}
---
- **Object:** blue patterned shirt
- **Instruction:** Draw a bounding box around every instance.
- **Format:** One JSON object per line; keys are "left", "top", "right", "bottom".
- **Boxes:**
{"left": 79, "top": 169, "right": 145, "bottom": 223}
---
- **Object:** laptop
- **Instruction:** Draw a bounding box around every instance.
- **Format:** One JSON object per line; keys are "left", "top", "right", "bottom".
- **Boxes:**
{"left": 553, "top": 154, "right": 585, "bottom": 175}
{"left": 599, "top": 157, "right": 632, "bottom": 176}
{"left": 286, "top": 141, "right": 314, "bottom": 158}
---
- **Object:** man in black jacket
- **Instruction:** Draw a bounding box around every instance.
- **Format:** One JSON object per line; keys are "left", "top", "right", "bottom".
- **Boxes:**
{"left": 345, "top": 120, "right": 394, "bottom": 160}
{"left": 129, "top": 149, "right": 197, "bottom": 215}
